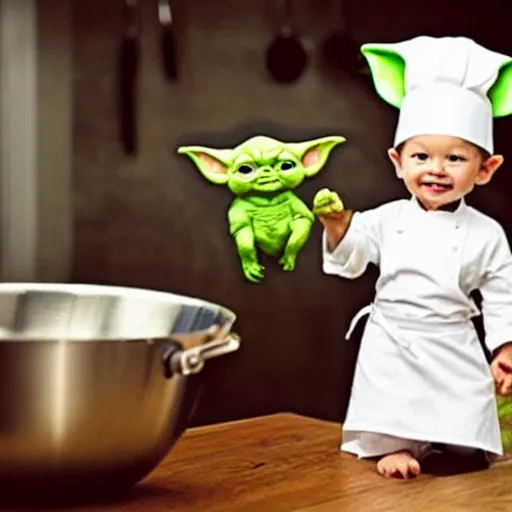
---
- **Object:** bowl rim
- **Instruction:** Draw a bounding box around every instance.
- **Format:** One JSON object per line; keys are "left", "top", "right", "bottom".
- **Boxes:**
{"left": 0, "top": 282, "right": 236, "bottom": 343}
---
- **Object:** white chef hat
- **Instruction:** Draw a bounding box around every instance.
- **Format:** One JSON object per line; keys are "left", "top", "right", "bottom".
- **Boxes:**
{"left": 361, "top": 36, "right": 512, "bottom": 154}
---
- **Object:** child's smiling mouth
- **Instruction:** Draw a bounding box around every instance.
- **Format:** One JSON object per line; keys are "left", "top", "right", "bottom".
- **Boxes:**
{"left": 420, "top": 181, "right": 454, "bottom": 193}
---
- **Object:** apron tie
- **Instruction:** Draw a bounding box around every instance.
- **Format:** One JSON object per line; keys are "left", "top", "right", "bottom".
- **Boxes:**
{"left": 345, "top": 304, "right": 415, "bottom": 354}
{"left": 345, "top": 304, "right": 372, "bottom": 340}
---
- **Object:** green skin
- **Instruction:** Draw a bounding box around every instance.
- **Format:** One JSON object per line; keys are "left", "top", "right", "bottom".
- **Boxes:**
{"left": 178, "top": 135, "right": 345, "bottom": 283}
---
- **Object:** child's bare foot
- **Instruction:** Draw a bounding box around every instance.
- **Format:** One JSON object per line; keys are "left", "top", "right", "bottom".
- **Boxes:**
{"left": 377, "top": 450, "right": 421, "bottom": 479}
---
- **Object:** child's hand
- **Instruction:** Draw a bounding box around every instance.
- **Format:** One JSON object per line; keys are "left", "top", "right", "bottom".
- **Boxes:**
{"left": 312, "top": 188, "right": 345, "bottom": 218}
{"left": 312, "top": 188, "right": 353, "bottom": 251}
{"left": 491, "top": 343, "right": 512, "bottom": 395}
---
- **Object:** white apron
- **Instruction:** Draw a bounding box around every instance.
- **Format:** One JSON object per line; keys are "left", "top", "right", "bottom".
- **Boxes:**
{"left": 340, "top": 200, "right": 503, "bottom": 457}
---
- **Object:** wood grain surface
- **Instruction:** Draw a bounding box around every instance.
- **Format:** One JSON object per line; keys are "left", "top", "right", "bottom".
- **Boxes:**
{"left": 13, "top": 413, "right": 512, "bottom": 512}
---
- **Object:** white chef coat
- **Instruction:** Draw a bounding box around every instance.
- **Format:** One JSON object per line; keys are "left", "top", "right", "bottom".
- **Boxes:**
{"left": 323, "top": 196, "right": 512, "bottom": 456}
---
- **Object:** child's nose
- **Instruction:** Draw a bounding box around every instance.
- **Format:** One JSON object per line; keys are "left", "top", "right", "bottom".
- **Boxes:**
{"left": 429, "top": 158, "right": 445, "bottom": 174}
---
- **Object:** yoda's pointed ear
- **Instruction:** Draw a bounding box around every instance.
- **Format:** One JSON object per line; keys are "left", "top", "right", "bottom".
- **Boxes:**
{"left": 288, "top": 136, "right": 346, "bottom": 177}
{"left": 361, "top": 43, "right": 406, "bottom": 109}
{"left": 489, "top": 59, "right": 512, "bottom": 118}
{"left": 177, "top": 146, "right": 234, "bottom": 185}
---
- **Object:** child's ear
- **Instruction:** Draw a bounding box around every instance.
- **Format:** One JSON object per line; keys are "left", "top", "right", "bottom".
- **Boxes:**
{"left": 388, "top": 148, "right": 404, "bottom": 178}
{"left": 475, "top": 154, "right": 504, "bottom": 185}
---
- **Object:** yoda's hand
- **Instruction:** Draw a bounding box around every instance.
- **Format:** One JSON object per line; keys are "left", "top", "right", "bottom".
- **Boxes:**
{"left": 312, "top": 188, "right": 345, "bottom": 217}
{"left": 279, "top": 253, "right": 296, "bottom": 272}
{"left": 242, "top": 260, "right": 265, "bottom": 283}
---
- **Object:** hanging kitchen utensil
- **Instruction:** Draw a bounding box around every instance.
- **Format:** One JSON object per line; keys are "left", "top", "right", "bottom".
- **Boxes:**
{"left": 320, "top": 0, "right": 361, "bottom": 76}
{"left": 117, "top": 0, "right": 140, "bottom": 155}
{"left": 158, "top": 0, "right": 178, "bottom": 79}
{"left": 266, "top": 0, "right": 307, "bottom": 84}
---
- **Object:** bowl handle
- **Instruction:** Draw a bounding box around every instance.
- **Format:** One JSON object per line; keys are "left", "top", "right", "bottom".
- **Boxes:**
{"left": 163, "top": 331, "right": 241, "bottom": 378}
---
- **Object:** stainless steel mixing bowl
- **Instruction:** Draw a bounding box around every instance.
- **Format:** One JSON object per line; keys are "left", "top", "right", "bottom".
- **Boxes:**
{"left": 0, "top": 283, "right": 240, "bottom": 503}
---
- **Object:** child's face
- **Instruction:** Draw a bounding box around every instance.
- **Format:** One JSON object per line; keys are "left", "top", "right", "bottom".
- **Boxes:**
{"left": 388, "top": 135, "right": 504, "bottom": 210}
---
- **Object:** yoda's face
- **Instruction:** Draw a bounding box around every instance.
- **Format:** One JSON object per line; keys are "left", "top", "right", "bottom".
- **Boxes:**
{"left": 202, "top": 141, "right": 312, "bottom": 195}
{"left": 177, "top": 135, "right": 345, "bottom": 196}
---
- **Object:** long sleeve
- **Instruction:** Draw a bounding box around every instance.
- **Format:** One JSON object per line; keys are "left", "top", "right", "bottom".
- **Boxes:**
{"left": 322, "top": 207, "right": 383, "bottom": 279}
{"left": 479, "top": 225, "right": 512, "bottom": 353}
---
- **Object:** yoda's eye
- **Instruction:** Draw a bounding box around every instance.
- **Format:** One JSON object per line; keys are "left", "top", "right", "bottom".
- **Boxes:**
{"left": 237, "top": 164, "right": 255, "bottom": 175}
{"left": 280, "top": 161, "right": 296, "bottom": 171}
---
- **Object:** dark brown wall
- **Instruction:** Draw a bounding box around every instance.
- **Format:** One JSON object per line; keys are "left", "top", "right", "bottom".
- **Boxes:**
{"left": 71, "top": 0, "right": 512, "bottom": 426}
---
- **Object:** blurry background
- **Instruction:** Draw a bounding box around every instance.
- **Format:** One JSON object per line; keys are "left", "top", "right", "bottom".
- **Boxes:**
{"left": 2, "top": 0, "right": 512, "bottom": 427}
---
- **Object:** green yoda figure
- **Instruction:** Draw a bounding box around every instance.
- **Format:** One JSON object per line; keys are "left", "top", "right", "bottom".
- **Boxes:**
{"left": 178, "top": 135, "right": 345, "bottom": 283}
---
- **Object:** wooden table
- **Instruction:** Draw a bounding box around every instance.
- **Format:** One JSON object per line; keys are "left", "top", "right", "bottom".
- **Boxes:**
{"left": 20, "top": 413, "right": 512, "bottom": 512}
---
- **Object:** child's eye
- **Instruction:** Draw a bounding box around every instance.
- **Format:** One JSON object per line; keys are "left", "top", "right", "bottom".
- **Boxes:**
{"left": 447, "top": 154, "right": 466, "bottom": 162}
{"left": 411, "top": 153, "right": 428, "bottom": 161}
